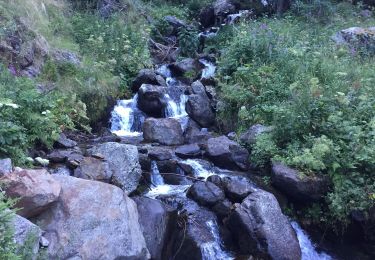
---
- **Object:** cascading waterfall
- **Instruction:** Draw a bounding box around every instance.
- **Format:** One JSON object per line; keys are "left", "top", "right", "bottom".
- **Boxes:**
{"left": 151, "top": 161, "right": 165, "bottom": 186}
{"left": 110, "top": 94, "right": 144, "bottom": 136}
{"left": 201, "top": 220, "right": 234, "bottom": 260}
{"left": 291, "top": 221, "right": 332, "bottom": 260}
{"left": 181, "top": 159, "right": 215, "bottom": 180}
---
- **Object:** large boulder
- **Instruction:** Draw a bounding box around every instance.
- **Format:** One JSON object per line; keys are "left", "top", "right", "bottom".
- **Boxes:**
{"left": 0, "top": 158, "right": 12, "bottom": 176}
{"left": 222, "top": 176, "right": 256, "bottom": 202}
{"left": 131, "top": 69, "right": 166, "bottom": 92}
{"left": 187, "top": 181, "right": 225, "bottom": 207}
{"left": 89, "top": 142, "right": 142, "bottom": 194}
{"left": 206, "top": 136, "right": 249, "bottom": 170}
{"left": 134, "top": 197, "right": 175, "bottom": 260}
{"left": 12, "top": 214, "right": 42, "bottom": 260}
{"left": 186, "top": 82, "right": 215, "bottom": 128}
{"left": 143, "top": 118, "right": 184, "bottom": 145}
{"left": 240, "top": 124, "right": 274, "bottom": 146}
{"left": 73, "top": 156, "right": 112, "bottom": 182}
{"left": 137, "top": 84, "right": 167, "bottom": 118}
{"left": 271, "top": 162, "right": 330, "bottom": 202}
{"left": 175, "top": 143, "right": 201, "bottom": 159}
{"left": 0, "top": 169, "right": 61, "bottom": 218}
{"left": 35, "top": 175, "right": 150, "bottom": 259}
{"left": 332, "top": 27, "right": 375, "bottom": 54}
{"left": 227, "top": 189, "right": 301, "bottom": 259}
{"left": 183, "top": 119, "right": 212, "bottom": 144}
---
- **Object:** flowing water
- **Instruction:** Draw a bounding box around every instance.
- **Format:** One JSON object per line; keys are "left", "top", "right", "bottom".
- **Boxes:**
{"left": 291, "top": 221, "right": 333, "bottom": 260}
{"left": 200, "top": 59, "right": 216, "bottom": 79}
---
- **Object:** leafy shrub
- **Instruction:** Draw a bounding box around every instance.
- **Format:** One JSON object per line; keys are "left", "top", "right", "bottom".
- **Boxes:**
{"left": 217, "top": 5, "right": 375, "bottom": 226}
{"left": 0, "top": 67, "right": 83, "bottom": 164}
{"left": 178, "top": 27, "right": 199, "bottom": 57}
{"left": 0, "top": 190, "right": 18, "bottom": 260}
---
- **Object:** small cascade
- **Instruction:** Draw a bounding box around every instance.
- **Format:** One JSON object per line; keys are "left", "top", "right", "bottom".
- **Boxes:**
{"left": 200, "top": 59, "right": 216, "bottom": 79}
{"left": 110, "top": 94, "right": 144, "bottom": 136}
{"left": 181, "top": 159, "right": 215, "bottom": 180}
{"left": 151, "top": 161, "right": 165, "bottom": 186}
{"left": 164, "top": 94, "right": 188, "bottom": 118}
{"left": 291, "top": 221, "right": 332, "bottom": 260}
{"left": 201, "top": 220, "right": 234, "bottom": 260}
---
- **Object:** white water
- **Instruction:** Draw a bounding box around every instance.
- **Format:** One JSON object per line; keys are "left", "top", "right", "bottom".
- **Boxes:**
{"left": 151, "top": 161, "right": 165, "bottom": 186}
{"left": 181, "top": 159, "right": 216, "bottom": 180}
{"left": 202, "top": 220, "right": 234, "bottom": 260}
{"left": 164, "top": 94, "right": 188, "bottom": 118}
{"left": 291, "top": 221, "right": 332, "bottom": 260}
{"left": 110, "top": 94, "right": 143, "bottom": 136}
{"left": 200, "top": 59, "right": 216, "bottom": 79}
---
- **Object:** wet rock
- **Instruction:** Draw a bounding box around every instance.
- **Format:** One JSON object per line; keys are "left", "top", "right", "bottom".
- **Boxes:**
{"left": 137, "top": 84, "right": 167, "bottom": 117}
{"left": 134, "top": 197, "right": 176, "bottom": 260}
{"left": 163, "top": 171, "right": 193, "bottom": 185}
{"left": 175, "top": 143, "right": 201, "bottom": 159}
{"left": 157, "top": 160, "right": 178, "bottom": 173}
{"left": 143, "top": 118, "right": 184, "bottom": 146}
{"left": 73, "top": 157, "right": 112, "bottom": 182}
{"left": 0, "top": 158, "right": 12, "bottom": 176}
{"left": 131, "top": 69, "right": 166, "bottom": 92}
{"left": 184, "top": 119, "right": 212, "bottom": 144}
{"left": 271, "top": 162, "right": 330, "bottom": 202}
{"left": 170, "top": 58, "right": 202, "bottom": 76}
{"left": 199, "top": 6, "right": 215, "bottom": 28}
{"left": 332, "top": 27, "right": 375, "bottom": 53}
{"left": 89, "top": 142, "right": 142, "bottom": 194}
{"left": 186, "top": 91, "right": 215, "bottom": 128}
{"left": 212, "top": 199, "right": 233, "bottom": 219}
{"left": 0, "top": 168, "right": 61, "bottom": 218}
{"left": 207, "top": 175, "right": 222, "bottom": 187}
{"left": 240, "top": 124, "right": 274, "bottom": 146}
{"left": 149, "top": 147, "right": 175, "bottom": 161}
{"left": 227, "top": 189, "right": 301, "bottom": 259}
{"left": 13, "top": 214, "right": 42, "bottom": 260}
{"left": 206, "top": 136, "right": 249, "bottom": 170}
{"left": 55, "top": 133, "right": 77, "bottom": 148}
{"left": 139, "top": 153, "right": 151, "bottom": 171}
{"left": 222, "top": 177, "right": 255, "bottom": 202}
{"left": 187, "top": 181, "right": 225, "bottom": 207}
{"left": 34, "top": 175, "right": 150, "bottom": 260}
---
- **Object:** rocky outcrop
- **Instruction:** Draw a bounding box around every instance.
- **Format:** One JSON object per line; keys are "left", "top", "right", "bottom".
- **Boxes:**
{"left": 271, "top": 162, "right": 330, "bottom": 202}
{"left": 134, "top": 197, "right": 175, "bottom": 260}
{"left": 137, "top": 84, "right": 167, "bottom": 118}
{"left": 0, "top": 168, "right": 61, "bottom": 218}
{"left": 73, "top": 156, "right": 111, "bottom": 182}
{"left": 187, "top": 181, "right": 225, "bottom": 207}
{"left": 186, "top": 81, "right": 215, "bottom": 127}
{"left": 206, "top": 136, "right": 249, "bottom": 170}
{"left": 12, "top": 214, "right": 42, "bottom": 260}
{"left": 35, "top": 175, "right": 150, "bottom": 260}
{"left": 143, "top": 118, "right": 184, "bottom": 145}
{"left": 227, "top": 189, "right": 301, "bottom": 259}
{"left": 131, "top": 69, "right": 166, "bottom": 92}
{"left": 332, "top": 27, "right": 375, "bottom": 54}
{"left": 240, "top": 124, "right": 274, "bottom": 146}
{"left": 89, "top": 142, "right": 142, "bottom": 194}
{"left": 0, "top": 158, "right": 12, "bottom": 176}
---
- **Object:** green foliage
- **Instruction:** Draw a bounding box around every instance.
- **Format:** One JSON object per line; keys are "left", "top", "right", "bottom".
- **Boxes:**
{"left": 217, "top": 4, "right": 375, "bottom": 226}
{"left": 0, "top": 190, "right": 19, "bottom": 260}
{"left": 0, "top": 67, "right": 81, "bottom": 164}
{"left": 178, "top": 26, "right": 199, "bottom": 57}
{"left": 292, "top": 0, "right": 337, "bottom": 23}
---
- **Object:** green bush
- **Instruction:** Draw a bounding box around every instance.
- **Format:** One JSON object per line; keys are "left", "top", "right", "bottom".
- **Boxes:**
{"left": 0, "top": 67, "right": 84, "bottom": 164}
{"left": 217, "top": 5, "right": 375, "bottom": 226}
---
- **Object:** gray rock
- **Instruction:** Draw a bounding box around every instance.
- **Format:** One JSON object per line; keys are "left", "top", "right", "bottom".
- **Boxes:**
{"left": 148, "top": 147, "right": 175, "bottom": 161}
{"left": 49, "top": 166, "right": 71, "bottom": 176}
{"left": 13, "top": 214, "right": 42, "bottom": 260}
{"left": 0, "top": 158, "right": 12, "bottom": 176}
{"left": 206, "top": 136, "right": 249, "bottom": 170}
{"left": 1, "top": 168, "right": 61, "bottom": 218}
{"left": 52, "top": 49, "right": 80, "bottom": 65}
{"left": 240, "top": 124, "right": 274, "bottom": 146}
{"left": 55, "top": 133, "right": 77, "bottom": 148}
{"left": 212, "top": 199, "right": 233, "bottom": 219}
{"left": 175, "top": 143, "right": 201, "bottom": 159}
{"left": 40, "top": 236, "right": 50, "bottom": 247}
{"left": 131, "top": 69, "right": 166, "bottom": 92}
{"left": 271, "top": 162, "right": 330, "bottom": 202}
{"left": 73, "top": 157, "right": 112, "bottom": 182}
{"left": 137, "top": 84, "right": 167, "bottom": 117}
{"left": 213, "top": 0, "right": 235, "bottom": 17}
{"left": 186, "top": 92, "right": 215, "bottom": 128}
{"left": 227, "top": 189, "right": 301, "bottom": 259}
{"left": 187, "top": 181, "right": 225, "bottom": 207}
{"left": 134, "top": 197, "right": 175, "bottom": 260}
{"left": 89, "top": 142, "right": 142, "bottom": 194}
{"left": 332, "top": 27, "right": 375, "bottom": 53}
{"left": 222, "top": 177, "right": 255, "bottom": 202}
{"left": 143, "top": 118, "right": 184, "bottom": 146}
{"left": 170, "top": 58, "right": 202, "bottom": 76}
{"left": 184, "top": 119, "right": 212, "bottom": 144}
{"left": 35, "top": 175, "right": 150, "bottom": 260}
